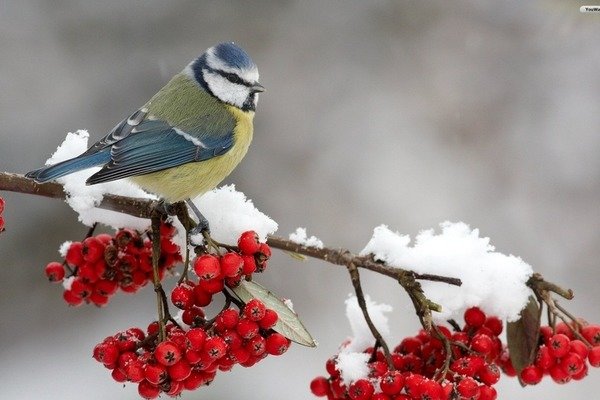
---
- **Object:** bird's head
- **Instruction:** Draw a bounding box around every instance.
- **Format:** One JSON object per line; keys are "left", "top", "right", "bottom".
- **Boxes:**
{"left": 187, "top": 42, "right": 264, "bottom": 112}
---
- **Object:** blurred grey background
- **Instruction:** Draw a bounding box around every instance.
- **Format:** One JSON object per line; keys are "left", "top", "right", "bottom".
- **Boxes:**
{"left": 1, "top": 1, "right": 599, "bottom": 399}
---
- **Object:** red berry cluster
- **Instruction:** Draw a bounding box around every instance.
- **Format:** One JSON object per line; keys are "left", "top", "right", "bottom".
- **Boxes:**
{"left": 311, "top": 307, "right": 503, "bottom": 400}
{"left": 176, "top": 230, "right": 271, "bottom": 306}
{"left": 0, "top": 196, "right": 5, "bottom": 232}
{"left": 93, "top": 299, "right": 290, "bottom": 399}
{"left": 500, "top": 322, "right": 600, "bottom": 385}
{"left": 44, "top": 222, "right": 182, "bottom": 306}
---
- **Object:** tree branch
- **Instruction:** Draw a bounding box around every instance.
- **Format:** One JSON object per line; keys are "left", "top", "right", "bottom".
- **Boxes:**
{"left": 0, "top": 172, "right": 462, "bottom": 287}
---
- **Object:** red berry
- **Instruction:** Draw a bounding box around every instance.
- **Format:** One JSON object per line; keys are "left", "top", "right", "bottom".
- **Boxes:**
{"left": 259, "top": 308, "right": 279, "bottom": 329}
{"left": 161, "top": 236, "right": 180, "bottom": 254}
{"left": 144, "top": 363, "right": 168, "bottom": 385}
{"left": 95, "top": 279, "right": 118, "bottom": 296}
{"left": 229, "top": 347, "right": 250, "bottom": 364}
{"left": 549, "top": 363, "right": 571, "bottom": 384}
{"left": 170, "top": 284, "right": 194, "bottom": 309}
{"left": 451, "top": 356, "right": 482, "bottom": 376}
{"left": 238, "top": 231, "right": 261, "bottom": 255}
{"left": 569, "top": 340, "right": 589, "bottom": 359}
{"left": 183, "top": 371, "right": 206, "bottom": 390}
{"left": 478, "top": 363, "right": 501, "bottom": 386}
{"left": 0, "top": 197, "right": 5, "bottom": 214}
{"left": 111, "top": 367, "right": 127, "bottom": 383}
{"left": 185, "top": 327, "right": 207, "bottom": 351}
{"left": 396, "top": 337, "right": 423, "bottom": 355}
{"left": 45, "top": 262, "right": 65, "bottom": 282}
{"left": 456, "top": 376, "right": 480, "bottom": 398}
{"left": 154, "top": 341, "right": 182, "bottom": 366}
{"left": 555, "top": 322, "right": 574, "bottom": 339}
{"left": 182, "top": 306, "right": 205, "bottom": 326}
{"left": 65, "top": 242, "right": 84, "bottom": 266}
{"left": 588, "top": 346, "right": 600, "bottom": 367}
{"left": 215, "top": 308, "right": 239, "bottom": 331}
{"left": 395, "top": 353, "right": 424, "bottom": 374}
{"left": 93, "top": 342, "right": 120, "bottom": 365}
{"left": 418, "top": 379, "right": 444, "bottom": 400}
{"left": 166, "top": 380, "right": 184, "bottom": 396}
{"left": 241, "top": 255, "right": 257, "bottom": 275}
{"left": 198, "top": 277, "right": 224, "bottom": 294}
{"left": 572, "top": 363, "right": 588, "bottom": 380}
{"left": 310, "top": 376, "right": 331, "bottom": 397}
{"left": 464, "top": 307, "right": 486, "bottom": 328}
{"left": 560, "top": 352, "right": 585, "bottom": 376}
{"left": 534, "top": 346, "right": 555, "bottom": 371}
{"left": 484, "top": 316, "right": 503, "bottom": 336}
{"left": 247, "top": 335, "right": 267, "bottom": 356}
{"left": 547, "top": 333, "right": 570, "bottom": 358}
{"left": 193, "top": 255, "right": 221, "bottom": 280}
{"left": 348, "top": 378, "right": 374, "bottom": 400}
{"left": 0, "top": 216, "right": 4, "bottom": 231}
{"left": 138, "top": 380, "right": 160, "bottom": 399}
{"left": 471, "top": 333, "right": 494, "bottom": 355}
{"left": 82, "top": 237, "right": 105, "bottom": 263}
{"left": 124, "top": 360, "right": 145, "bottom": 382}
{"left": 380, "top": 370, "right": 404, "bottom": 395}
{"left": 168, "top": 359, "right": 192, "bottom": 381}
{"left": 203, "top": 336, "right": 227, "bottom": 360}
{"left": 582, "top": 325, "right": 600, "bottom": 346}
{"left": 193, "top": 285, "right": 212, "bottom": 307}
{"left": 520, "top": 365, "right": 543, "bottom": 385}
{"left": 220, "top": 252, "right": 244, "bottom": 277}
{"left": 404, "top": 374, "right": 425, "bottom": 397}
{"left": 265, "top": 332, "right": 290, "bottom": 355}
{"left": 479, "top": 385, "right": 497, "bottom": 400}
{"left": 237, "top": 318, "right": 259, "bottom": 340}
{"left": 63, "top": 289, "right": 83, "bottom": 306}
{"left": 244, "top": 299, "right": 267, "bottom": 321}
{"left": 326, "top": 357, "right": 339, "bottom": 378}
{"left": 220, "top": 329, "right": 243, "bottom": 350}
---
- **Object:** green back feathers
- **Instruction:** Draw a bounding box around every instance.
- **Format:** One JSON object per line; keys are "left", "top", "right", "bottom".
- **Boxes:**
{"left": 146, "top": 73, "right": 236, "bottom": 138}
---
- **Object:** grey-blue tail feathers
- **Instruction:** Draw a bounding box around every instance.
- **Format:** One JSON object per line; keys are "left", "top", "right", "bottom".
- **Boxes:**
{"left": 25, "top": 151, "right": 110, "bottom": 183}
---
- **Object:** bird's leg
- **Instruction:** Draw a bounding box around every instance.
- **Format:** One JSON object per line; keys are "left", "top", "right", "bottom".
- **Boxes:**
{"left": 185, "top": 199, "right": 220, "bottom": 252}
{"left": 185, "top": 199, "right": 210, "bottom": 233}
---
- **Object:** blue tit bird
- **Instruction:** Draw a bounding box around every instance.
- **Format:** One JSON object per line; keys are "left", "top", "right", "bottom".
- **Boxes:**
{"left": 26, "top": 42, "right": 264, "bottom": 232}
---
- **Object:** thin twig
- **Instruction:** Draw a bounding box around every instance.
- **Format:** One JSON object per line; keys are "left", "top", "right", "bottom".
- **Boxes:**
{"left": 346, "top": 263, "right": 394, "bottom": 370}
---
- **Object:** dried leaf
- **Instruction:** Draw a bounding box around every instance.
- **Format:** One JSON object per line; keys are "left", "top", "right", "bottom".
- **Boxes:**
{"left": 507, "top": 296, "right": 541, "bottom": 380}
{"left": 284, "top": 251, "right": 307, "bottom": 261}
{"left": 231, "top": 280, "right": 317, "bottom": 347}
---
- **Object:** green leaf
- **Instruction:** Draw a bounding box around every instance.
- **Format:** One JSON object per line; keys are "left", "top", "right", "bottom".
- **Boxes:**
{"left": 231, "top": 280, "right": 317, "bottom": 347}
{"left": 507, "top": 296, "right": 542, "bottom": 380}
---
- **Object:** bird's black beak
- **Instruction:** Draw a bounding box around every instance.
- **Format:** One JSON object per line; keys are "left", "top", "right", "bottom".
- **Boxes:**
{"left": 251, "top": 83, "right": 265, "bottom": 93}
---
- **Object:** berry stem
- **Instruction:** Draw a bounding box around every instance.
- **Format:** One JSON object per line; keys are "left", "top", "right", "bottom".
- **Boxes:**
{"left": 151, "top": 210, "right": 166, "bottom": 342}
{"left": 432, "top": 324, "right": 452, "bottom": 382}
{"left": 85, "top": 222, "right": 98, "bottom": 239}
{"left": 346, "top": 262, "right": 394, "bottom": 370}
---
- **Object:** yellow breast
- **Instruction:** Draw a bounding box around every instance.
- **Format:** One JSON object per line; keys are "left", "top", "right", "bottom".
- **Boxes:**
{"left": 130, "top": 106, "right": 254, "bottom": 202}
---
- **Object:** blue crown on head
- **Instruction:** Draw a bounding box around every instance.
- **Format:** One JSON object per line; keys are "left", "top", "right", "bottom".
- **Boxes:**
{"left": 212, "top": 42, "right": 256, "bottom": 70}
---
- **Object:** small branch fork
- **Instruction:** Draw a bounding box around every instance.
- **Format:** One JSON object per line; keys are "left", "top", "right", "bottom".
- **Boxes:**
{"left": 527, "top": 273, "right": 592, "bottom": 347}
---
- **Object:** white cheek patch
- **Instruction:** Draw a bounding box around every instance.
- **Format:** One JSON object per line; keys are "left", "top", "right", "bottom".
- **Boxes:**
{"left": 203, "top": 70, "right": 250, "bottom": 109}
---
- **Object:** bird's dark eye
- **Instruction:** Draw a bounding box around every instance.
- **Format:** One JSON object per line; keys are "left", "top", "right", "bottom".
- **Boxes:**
{"left": 224, "top": 72, "right": 243, "bottom": 85}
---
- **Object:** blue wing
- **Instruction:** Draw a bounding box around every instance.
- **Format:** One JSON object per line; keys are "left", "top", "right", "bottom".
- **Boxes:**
{"left": 26, "top": 108, "right": 235, "bottom": 184}
{"left": 86, "top": 115, "right": 234, "bottom": 185}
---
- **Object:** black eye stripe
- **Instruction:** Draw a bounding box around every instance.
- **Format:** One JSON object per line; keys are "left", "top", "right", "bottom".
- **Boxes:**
{"left": 215, "top": 69, "right": 252, "bottom": 87}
